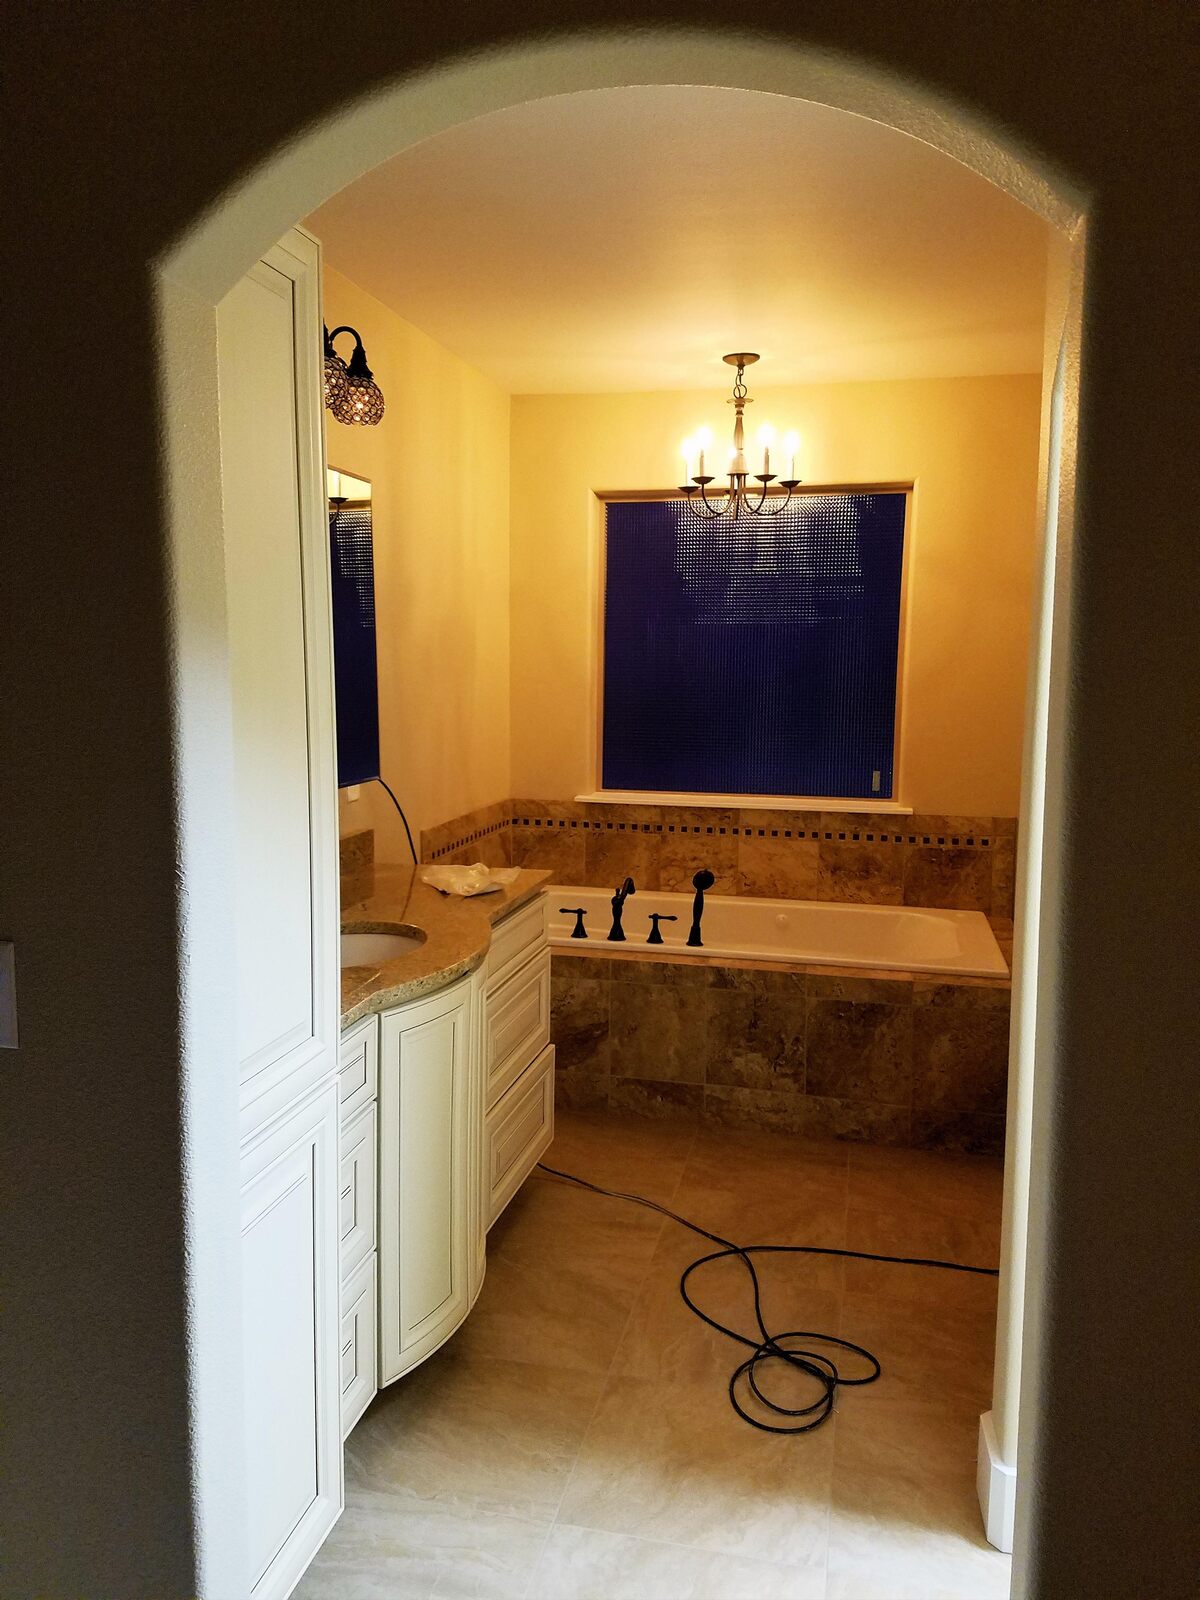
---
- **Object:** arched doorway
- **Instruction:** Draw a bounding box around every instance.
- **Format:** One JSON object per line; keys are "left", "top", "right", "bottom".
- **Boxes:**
{"left": 156, "top": 28, "right": 1082, "bottom": 1597}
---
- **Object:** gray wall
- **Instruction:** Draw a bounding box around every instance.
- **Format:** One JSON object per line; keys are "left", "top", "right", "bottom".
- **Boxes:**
{"left": 2, "top": 4, "right": 1196, "bottom": 1596}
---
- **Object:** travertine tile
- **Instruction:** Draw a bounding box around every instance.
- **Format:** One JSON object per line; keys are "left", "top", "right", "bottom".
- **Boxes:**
{"left": 343, "top": 1342, "right": 604, "bottom": 1520}
{"left": 293, "top": 1489, "right": 548, "bottom": 1600}
{"left": 913, "top": 1006, "right": 1010, "bottom": 1115}
{"left": 550, "top": 972, "right": 610, "bottom": 1074}
{"left": 827, "top": 1411, "right": 1012, "bottom": 1600}
{"left": 706, "top": 979, "right": 806, "bottom": 1091}
{"left": 837, "top": 1292, "right": 997, "bottom": 1415}
{"left": 558, "top": 1370, "right": 833, "bottom": 1568}
{"left": 704, "top": 1084, "right": 912, "bottom": 1145}
{"left": 806, "top": 998, "right": 913, "bottom": 1105}
{"left": 609, "top": 981, "right": 711, "bottom": 1083}
{"left": 847, "top": 1143, "right": 1003, "bottom": 1220}
{"left": 913, "top": 1109, "right": 1007, "bottom": 1156}
{"left": 911, "top": 975, "right": 1011, "bottom": 1009}
{"left": 808, "top": 967, "right": 914, "bottom": 1004}
{"left": 529, "top": 1524, "right": 826, "bottom": 1599}
{"left": 817, "top": 840, "right": 905, "bottom": 903}
{"left": 903, "top": 847, "right": 992, "bottom": 911}
{"left": 842, "top": 1206, "right": 1000, "bottom": 1314}
{"left": 545, "top": 1108, "right": 696, "bottom": 1204}
{"left": 738, "top": 835, "right": 824, "bottom": 898}
{"left": 659, "top": 827, "right": 739, "bottom": 894}
{"left": 301, "top": 1107, "right": 1006, "bottom": 1598}
{"left": 553, "top": 1067, "right": 610, "bottom": 1112}
{"left": 608, "top": 1077, "right": 704, "bottom": 1120}
{"left": 991, "top": 835, "right": 1017, "bottom": 918}
{"left": 511, "top": 822, "right": 586, "bottom": 882}
{"left": 585, "top": 825, "right": 662, "bottom": 891}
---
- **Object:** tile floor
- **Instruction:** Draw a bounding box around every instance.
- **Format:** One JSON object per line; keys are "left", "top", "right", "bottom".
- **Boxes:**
{"left": 296, "top": 1111, "right": 1011, "bottom": 1600}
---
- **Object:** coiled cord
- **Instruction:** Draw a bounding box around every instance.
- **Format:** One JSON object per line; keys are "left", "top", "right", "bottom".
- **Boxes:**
{"left": 536, "top": 1160, "right": 1000, "bottom": 1435}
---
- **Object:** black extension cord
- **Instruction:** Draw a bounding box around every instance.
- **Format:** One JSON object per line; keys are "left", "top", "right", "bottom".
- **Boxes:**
{"left": 536, "top": 1160, "right": 1000, "bottom": 1435}
{"left": 375, "top": 775, "right": 418, "bottom": 864}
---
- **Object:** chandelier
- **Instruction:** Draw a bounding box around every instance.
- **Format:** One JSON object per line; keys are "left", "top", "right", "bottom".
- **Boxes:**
{"left": 323, "top": 324, "right": 385, "bottom": 426}
{"left": 679, "top": 354, "right": 801, "bottom": 519}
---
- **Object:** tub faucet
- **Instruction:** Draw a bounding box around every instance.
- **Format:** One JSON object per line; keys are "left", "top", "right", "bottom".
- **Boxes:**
{"left": 607, "top": 877, "right": 636, "bottom": 941}
{"left": 687, "top": 869, "right": 715, "bottom": 947}
{"left": 646, "top": 913, "right": 677, "bottom": 945}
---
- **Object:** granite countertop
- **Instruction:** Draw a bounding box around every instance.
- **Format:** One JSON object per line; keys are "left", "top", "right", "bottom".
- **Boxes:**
{"left": 339, "top": 865, "right": 551, "bottom": 1028}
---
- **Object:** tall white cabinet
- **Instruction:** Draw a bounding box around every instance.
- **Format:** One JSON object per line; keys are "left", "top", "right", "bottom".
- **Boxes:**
{"left": 217, "top": 228, "right": 343, "bottom": 1600}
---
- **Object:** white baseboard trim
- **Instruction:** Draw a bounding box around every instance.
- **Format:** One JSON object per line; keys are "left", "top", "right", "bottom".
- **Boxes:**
{"left": 977, "top": 1410, "right": 1017, "bottom": 1552}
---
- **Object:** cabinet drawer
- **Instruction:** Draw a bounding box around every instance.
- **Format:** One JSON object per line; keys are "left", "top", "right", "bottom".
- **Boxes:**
{"left": 485, "top": 895, "right": 547, "bottom": 991}
{"left": 485, "top": 948, "right": 551, "bottom": 1110}
{"left": 339, "top": 1251, "right": 377, "bottom": 1439}
{"left": 338, "top": 1014, "right": 378, "bottom": 1123}
{"left": 338, "top": 1103, "right": 376, "bottom": 1280}
{"left": 485, "top": 1043, "right": 555, "bottom": 1228}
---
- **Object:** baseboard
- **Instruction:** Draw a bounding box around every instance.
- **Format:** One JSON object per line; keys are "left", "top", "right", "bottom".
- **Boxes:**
{"left": 977, "top": 1409, "right": 1017, "bottom": 1553}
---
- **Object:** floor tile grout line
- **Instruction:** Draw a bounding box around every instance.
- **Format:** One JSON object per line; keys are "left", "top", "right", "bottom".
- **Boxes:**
{"left": 526, "top": 1119, "right": 698, "bottom": 1593}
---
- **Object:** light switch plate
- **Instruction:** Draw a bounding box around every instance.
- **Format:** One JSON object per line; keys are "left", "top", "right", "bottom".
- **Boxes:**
{"left": 0, "top": 943, "right": 17, "bottom": 1049}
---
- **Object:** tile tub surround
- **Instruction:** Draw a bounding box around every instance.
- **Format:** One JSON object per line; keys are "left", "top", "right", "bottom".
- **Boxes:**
{"left": 552, "top": 949, "right": 1011, "bottom": 1154}
{"left": 294, "top": 1110, "right": 1009, "bottom": 1600}
{"left": 419, "top": 798, "right": 1018, "bottom": 920}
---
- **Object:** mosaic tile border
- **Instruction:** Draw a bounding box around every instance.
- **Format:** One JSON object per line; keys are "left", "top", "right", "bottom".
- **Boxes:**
{"left": 512, "top": 815, "right": 999, "bottom": 848}
{"left": 416, "top": 798, "right": 1018, "bottom": 919}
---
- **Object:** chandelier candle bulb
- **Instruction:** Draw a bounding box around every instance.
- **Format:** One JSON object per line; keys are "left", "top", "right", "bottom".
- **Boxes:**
{"left": 676, "top": 356, "right": 801, "bottom": 518}
{"left": 757, "top": 423, "right": 776, "bottom": 477}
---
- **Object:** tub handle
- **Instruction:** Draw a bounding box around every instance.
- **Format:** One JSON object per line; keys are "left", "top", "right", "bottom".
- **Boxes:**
{"left": 646, "top": 913, "right": 678, "bottom": 945}
{"left": 559, "top": 907, "right": 589, "bottom": 939}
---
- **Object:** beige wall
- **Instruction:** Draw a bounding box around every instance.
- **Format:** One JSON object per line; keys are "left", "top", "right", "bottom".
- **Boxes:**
{"left": 323, "top": 268, "right": 511, "bottom": 859}
{"left": 510, "top": 373, "right": 1041, "bottom": 815}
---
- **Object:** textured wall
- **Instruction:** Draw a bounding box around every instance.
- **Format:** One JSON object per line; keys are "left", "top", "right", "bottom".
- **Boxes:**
{"left": 322, "top": 267, "right": 512, "bottom": 861}
{"left": 3, "top": 7, "right": 1196, "bottom": 1600}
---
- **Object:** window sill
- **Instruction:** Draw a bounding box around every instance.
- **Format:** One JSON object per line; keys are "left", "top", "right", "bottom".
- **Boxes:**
{"left": 575, "top": 790, "right": 913, "bottom": 815}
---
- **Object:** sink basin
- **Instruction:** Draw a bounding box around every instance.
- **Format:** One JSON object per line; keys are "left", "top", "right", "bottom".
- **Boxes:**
{"left": 340, "top": 929, "right": 426, "bottom": 967}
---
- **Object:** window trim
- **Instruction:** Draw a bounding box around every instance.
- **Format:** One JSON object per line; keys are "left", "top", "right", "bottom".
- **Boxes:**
{"left": 590, "top": 483, "right": 915, "bottom": 808}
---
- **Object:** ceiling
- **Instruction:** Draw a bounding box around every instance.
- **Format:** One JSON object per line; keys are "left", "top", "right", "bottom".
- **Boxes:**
{"left": 308, "top": 87, "right": 1048, "bottom": 395}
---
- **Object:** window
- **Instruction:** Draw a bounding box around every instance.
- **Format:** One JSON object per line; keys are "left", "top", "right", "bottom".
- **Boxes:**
{"left": 601, "top": 492, "right": 908, "bottom": 800}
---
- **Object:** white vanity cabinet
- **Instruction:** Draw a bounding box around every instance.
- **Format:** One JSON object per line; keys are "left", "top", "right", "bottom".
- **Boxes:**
{"left": 331, "top": 890, "right": 550, "bottom": 1446}
{"left": 337, "top": 1014, "right": 380, "bottom": 1436}
{"left": 378, "top": 971, "right": 480, "bottom": 1383}
{"left": 483, "top": 896, "right": 555, "bottom": 1228}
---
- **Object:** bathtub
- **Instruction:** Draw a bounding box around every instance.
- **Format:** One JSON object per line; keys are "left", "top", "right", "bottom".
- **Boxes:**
{"left": 548, "top": 885, "right": 1008, "bottom": 978}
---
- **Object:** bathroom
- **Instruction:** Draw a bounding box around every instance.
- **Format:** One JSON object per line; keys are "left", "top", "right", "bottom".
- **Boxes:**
{"left": 274, "top": 82, "right": 1048, "bottom": 1600}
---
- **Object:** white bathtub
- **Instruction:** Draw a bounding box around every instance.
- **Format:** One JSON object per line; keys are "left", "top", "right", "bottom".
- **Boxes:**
{"left": 548, "top": 885, "right": 1008, "bottom": 978}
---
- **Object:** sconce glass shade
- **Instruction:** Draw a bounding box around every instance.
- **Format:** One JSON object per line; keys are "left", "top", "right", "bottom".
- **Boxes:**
{"left": 323, "top": 351, "right": 350, "bottom": 411}
{"left": 332, "top": 372, "right": 386, "bottom": 426}
{"left": 325, "top": 324, "right": 385, "bottom": 426}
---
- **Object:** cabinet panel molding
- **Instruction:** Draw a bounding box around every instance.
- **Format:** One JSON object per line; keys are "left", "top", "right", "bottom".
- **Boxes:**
{"left": 240, "top": 1079, "right": 342, "bottom": 1599}
{"left": 378, "top": 976, "right": 473, "bottom": 1384}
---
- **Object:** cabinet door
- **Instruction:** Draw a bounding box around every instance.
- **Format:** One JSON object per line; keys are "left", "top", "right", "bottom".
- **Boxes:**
{"left": 379, "top": 978, "right": 474, "bottom": 1384}
{"left": 240, "top": 1081, "right": 342, "bottom": 1600}
{"left": 217, "top": 229, "right": 338, "bottom": 1141}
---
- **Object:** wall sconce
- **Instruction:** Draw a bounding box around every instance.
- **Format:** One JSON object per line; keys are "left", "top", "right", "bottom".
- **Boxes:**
{"left": 323, "top": 324, "right": 385, "bottom": 426}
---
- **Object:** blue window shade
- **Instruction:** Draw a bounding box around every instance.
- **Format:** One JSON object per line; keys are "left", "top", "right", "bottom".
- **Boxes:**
{"left": 329, "top": 504, "right": 381, "bottom": 787}
{"left": 602, "top": 493, "right": 907, "bottom": 799}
